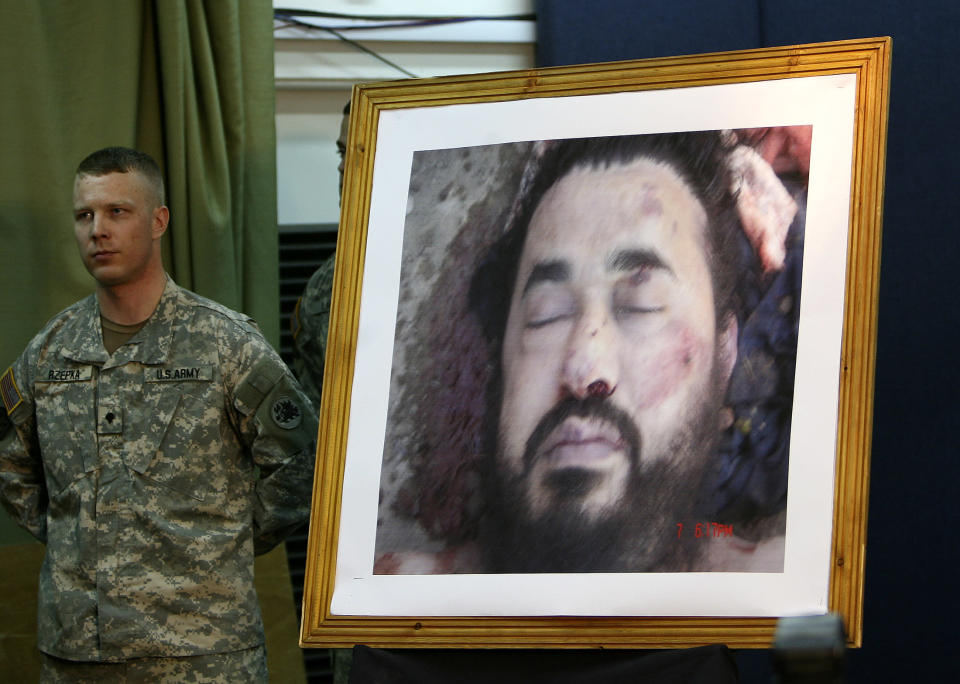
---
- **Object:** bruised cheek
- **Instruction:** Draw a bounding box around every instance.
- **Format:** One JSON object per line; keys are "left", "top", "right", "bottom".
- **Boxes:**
{"left": 628, "top": 322, "right": 710, "bottom": 409}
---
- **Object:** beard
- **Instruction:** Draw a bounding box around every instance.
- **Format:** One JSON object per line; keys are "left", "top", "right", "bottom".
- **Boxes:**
{"left": 481, "top": 366, "right": 725, "bottom": 574}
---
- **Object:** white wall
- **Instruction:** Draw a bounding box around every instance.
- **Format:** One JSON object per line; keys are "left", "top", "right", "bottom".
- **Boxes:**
{"left": 274, "top": 1, "right": 536, "bottom": 225}
{"left": 277, "top": 89, "right": 351, "bottom": 226}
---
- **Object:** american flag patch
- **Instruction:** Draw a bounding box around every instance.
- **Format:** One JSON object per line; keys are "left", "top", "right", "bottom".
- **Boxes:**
{"left": 1, "top": 367, "right": 23, "bottom": 413}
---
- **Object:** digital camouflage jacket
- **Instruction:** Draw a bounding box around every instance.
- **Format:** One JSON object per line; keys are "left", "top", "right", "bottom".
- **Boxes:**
{"left": 290, "top": 253, "right": 335, "bottom": 409}
{"left": 0, "top": 279, "right": 317, "bottom": 661}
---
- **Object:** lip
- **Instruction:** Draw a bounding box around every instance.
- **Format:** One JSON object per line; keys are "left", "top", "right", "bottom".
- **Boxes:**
{"left": 538, "top": 416, "right": 626, "bottom": 469}
{"left": 90, "top": 250, "right": 117, "bottom": 260}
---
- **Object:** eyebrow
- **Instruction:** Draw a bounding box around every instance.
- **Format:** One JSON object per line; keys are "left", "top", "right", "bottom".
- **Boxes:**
{"left": 74, "top": 200, "right": 134, "bottom": 212}
{"left": 521, "top": 260, "right": 570, "bottom": 296}
{"left": 608, "top": 248, "right": 674, "bottom": 278}
{"left": 520, "top": 248, "right": 675, "bottom": 298}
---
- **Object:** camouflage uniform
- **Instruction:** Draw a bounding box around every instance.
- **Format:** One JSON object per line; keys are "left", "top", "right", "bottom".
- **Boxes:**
{"left": 290, "top": 253, "right": 335, "bottom": 409}
{"left": 40, "top": 644, "right": 268, "bottom": 682}
{"left": 0, "top": 278, "right": 317, "bottom": 663}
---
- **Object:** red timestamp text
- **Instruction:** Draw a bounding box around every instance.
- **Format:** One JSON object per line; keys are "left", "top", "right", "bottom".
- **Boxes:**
{"left": 676, "top": 522, "right": 734, "bottom": 539}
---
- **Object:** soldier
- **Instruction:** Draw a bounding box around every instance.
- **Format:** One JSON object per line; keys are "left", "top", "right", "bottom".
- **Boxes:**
{"left": 290, "top": 254, "right": 335, "bottom": 410}
{"left": 0, "top": 147, "right": 316, "bottom": 681}
{"left": 289, "top": 102, "right": 350, "bottom": 410}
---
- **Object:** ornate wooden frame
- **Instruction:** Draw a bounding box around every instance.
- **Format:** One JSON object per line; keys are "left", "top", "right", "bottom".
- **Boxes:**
{"left": 301, "top": 37, "right": 890, "bottom": 649}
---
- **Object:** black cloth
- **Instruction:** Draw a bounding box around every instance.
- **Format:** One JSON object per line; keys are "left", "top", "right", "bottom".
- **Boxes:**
{"left": 348, "top": 645, "right": 737, "bottom": 684}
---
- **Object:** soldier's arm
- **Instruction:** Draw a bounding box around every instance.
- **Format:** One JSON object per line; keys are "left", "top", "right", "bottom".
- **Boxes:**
{"left": 290, "top": 254, "right": 335, "bottom": 409}
{"left": 0, "top": 361, "right": 47, "bottom": 542}
{"left": 233, "top": 350, "right": 318, "bottom": 555}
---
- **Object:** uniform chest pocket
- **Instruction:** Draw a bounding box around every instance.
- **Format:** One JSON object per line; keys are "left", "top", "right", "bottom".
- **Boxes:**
{"left": 124, "top": 369, "right": 225, "bottom": 501}
{"left": 33, "top": 372, "right": 97, "bottom": 496}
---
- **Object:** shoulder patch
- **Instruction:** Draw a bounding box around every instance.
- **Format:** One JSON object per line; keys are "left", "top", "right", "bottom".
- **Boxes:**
{"left": 1, "top": 367, "right": 23, "bottom": 413}
{"left": 271, "top": 396, "right": 303, "bottom": 430}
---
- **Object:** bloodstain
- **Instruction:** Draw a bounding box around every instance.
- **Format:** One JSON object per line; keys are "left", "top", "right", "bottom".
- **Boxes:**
{"left": 631, "top": 322, "right": 706, "bottom": 409}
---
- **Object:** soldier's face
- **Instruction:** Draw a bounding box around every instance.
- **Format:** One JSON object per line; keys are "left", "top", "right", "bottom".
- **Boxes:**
{"left": 73, "top": 171, "right": 168, "bottom": 289}
{"left": 497, "top": 158, "right": 737, "bottom": 525}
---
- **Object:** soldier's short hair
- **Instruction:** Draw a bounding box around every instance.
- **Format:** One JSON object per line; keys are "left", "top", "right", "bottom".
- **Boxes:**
{"left": 76, "top": 146, "right": 166, "bottom": 206}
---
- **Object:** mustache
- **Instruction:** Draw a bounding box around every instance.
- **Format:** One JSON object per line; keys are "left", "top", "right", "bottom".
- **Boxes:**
{"left": 521, "top": 395, "right": 642, "bottom": 476}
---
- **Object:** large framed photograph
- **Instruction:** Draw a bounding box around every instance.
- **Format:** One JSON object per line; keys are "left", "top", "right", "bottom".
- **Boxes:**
{"left": 301, "top": 37, "right": 890, "bottom": 649}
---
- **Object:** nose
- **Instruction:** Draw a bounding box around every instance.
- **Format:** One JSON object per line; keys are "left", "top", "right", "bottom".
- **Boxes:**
{"left": 90, "top": 213, "right": 109, "bottom": 239}
{"left": 560, "top": 304, "right": 618, "bottom": 400}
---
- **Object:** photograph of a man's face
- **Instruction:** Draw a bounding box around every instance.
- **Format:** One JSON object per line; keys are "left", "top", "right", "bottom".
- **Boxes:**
{"left": 374, "top": 128, "right": 809, "bottom": 575}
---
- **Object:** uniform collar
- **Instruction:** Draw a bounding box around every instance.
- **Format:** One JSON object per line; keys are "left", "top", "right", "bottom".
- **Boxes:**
{"left": 55, "top": 295, "right": 109, "bottom": 365}
{"left": 58, "top": 277, "right": 181, "bottom": 367}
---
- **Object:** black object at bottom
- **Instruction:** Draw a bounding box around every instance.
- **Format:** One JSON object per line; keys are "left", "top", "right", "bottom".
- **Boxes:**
{"left": 348, "top": 644, "right": 738, "bottom": 684}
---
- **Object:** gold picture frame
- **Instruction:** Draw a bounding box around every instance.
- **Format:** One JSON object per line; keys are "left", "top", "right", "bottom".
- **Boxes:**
{"left": 301, "top": 37, "right": 890, "bottom": 650}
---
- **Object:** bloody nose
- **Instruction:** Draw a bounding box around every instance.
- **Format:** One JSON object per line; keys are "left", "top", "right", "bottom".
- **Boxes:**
{"left": 586, "top": 379, "right": 613, "bottom": 397}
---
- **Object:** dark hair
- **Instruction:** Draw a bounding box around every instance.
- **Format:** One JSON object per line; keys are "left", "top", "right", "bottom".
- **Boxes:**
{"left": 470, "top": 131, "right": 743, "bottom": 348}
{"left": 76, "top": 146, "right": 165, "bottom": 205}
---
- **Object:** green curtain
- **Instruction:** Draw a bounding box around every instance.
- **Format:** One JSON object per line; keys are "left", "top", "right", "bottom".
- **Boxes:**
{"left": 148, "top": 1, "right": 280, "bottom": 341}
{"left": 0, "top": 0, "right": 278, "bottom": 525}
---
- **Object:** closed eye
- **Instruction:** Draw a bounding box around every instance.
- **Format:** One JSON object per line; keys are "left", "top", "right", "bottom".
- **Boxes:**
{"left": 526, "top": 312, "right": 574, "bottom": 328}
{"left": 615, "top": 304, "right": 665, "bottom": 316}
{"left": 612, "top": 261, "right": 670, "bottom": 319}
{"left": 522, "top": 281, "right": 576, "bottom": 330}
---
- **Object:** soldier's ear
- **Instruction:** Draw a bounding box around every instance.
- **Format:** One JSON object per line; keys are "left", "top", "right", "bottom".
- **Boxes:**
{"left": 152, "top": 206, "right": 169, "bottom": 240}
{"left": 717, "top": 312, "right": 738, "bottom": 386}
